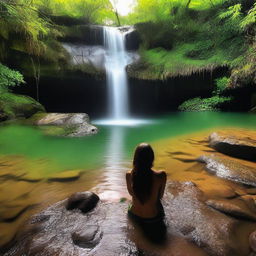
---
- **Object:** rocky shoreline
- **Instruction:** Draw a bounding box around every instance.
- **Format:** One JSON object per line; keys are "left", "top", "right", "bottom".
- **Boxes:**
{"left": 1, "top": 129, "right": 256, "bottom": 255}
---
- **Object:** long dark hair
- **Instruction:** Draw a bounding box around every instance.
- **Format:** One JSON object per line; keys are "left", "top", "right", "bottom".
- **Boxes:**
{"left": 131, "top": 143, "right": 154, "bottom": 204}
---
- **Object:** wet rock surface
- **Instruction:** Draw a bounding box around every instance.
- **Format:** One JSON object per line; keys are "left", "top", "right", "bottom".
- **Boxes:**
{"left": 72, "top": 225, "right": 102, "bottom": 249}
{"left": 206, "top": 199, "right": 256, "bottom": 221}
{"left": 198, "top": 155, "right": 256, "bottom": 186}
{"left": 209, "top": 132, "right": 256, "bottom": 161}
{"left": 164, "top": 182, "right": 248, "bottom": 256}
{"left": 3, "top": 182, "right": 256, "bottom": 256}
{"left": 1, "top": 197, "right": 138, "bottom": 256}
{"left": 32, "top": 112, "right": 98, "bottom": 137}
{"left": 250, "top": 231, "right": 256, "bottom": 252}
{"left": 124, "top": 27, "right": 141, "bottom": 51}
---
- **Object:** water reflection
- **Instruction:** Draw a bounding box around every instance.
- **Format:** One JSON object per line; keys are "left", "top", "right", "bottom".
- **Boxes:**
{"left": 94, "top": 126, "right": 130, "bottom": 201}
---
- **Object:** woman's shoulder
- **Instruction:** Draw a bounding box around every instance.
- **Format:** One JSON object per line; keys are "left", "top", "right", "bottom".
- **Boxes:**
{"left": 152, "top": 170, "right": 166, "bottom": 179}
{"left": 126, "top": 170, "right": 132, "bottom": 178}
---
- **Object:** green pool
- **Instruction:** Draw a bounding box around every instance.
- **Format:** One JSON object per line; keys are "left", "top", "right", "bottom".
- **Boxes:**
{"left": 0, "top": 112, "right": 256, "bottom": 174}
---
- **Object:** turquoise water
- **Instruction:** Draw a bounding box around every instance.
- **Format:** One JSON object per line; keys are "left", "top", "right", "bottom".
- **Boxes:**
{"left": 0, "top": 112, "right": 256, "bottom": 174}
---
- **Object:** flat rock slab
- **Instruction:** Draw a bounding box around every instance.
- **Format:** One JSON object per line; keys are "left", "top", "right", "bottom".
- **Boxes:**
{"left": 32, "top": 113, "right": 98, "bottom": 137}
{"left": 2, "top": 183, "right": 256, "bottom": 256}
{"left": 206, "top": 199, "right": 256, "bottom": 221}
{"left": 209, "top": 132, "right": 256, "bottom": 161}
{"left": 1, "top": 199, "right": 138, "bottom": 256}
{"left": 198, "top": 155, "right": 256, "bottom": 187}
{"left": 35, "top": 113, "right": 90, "bottom": 125}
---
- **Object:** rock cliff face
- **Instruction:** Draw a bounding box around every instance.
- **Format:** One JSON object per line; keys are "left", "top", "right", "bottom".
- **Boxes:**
{"left": 60, "top": 25, "right": 104, "bottom": 46}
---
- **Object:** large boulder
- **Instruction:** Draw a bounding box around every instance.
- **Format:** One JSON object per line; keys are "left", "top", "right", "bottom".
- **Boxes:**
{"left": 31, "top": 112, "right": 98, "bottom": 137}
{"left": 198, "top": 155, "right": 256, "bottom": 187}
{"left": 209, "top": 132, "right": 256, "bottom": 161}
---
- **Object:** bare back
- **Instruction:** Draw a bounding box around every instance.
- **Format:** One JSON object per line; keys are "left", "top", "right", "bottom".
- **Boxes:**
{"left": 126, "top": 170, "right": 166, "bottom": 218}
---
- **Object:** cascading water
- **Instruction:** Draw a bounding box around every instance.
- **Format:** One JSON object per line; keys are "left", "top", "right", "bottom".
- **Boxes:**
{"left": 104, "top": 26, "right": 130, "bottom": 120}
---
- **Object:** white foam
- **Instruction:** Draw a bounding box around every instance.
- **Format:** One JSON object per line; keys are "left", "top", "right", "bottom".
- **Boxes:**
{"left": 93, "top": 119, "right": 152, "bottom": 126}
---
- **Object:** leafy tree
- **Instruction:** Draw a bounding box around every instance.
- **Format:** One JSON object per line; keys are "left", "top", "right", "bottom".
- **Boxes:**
{"left": 240, "top": 2, "right": 256, "bottom": 34}
{"left": 0, "top": 0, "right": 52, "bottom": 57}
{"left": 213, "top": 76, "right": 230, "bottom": 95}
{"left": 39, "top": 0, "right": 113, "bottom": 24}
{"left": 0, "top": 63, "right": 25, "bottom": 93}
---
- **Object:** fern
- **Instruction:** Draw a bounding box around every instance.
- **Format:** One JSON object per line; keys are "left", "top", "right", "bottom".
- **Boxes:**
{"left": 240, "top": 3, "right": 256, "bottom": 31}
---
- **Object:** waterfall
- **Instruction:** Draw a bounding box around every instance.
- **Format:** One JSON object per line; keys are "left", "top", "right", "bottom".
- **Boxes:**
{"left": 104, "top": 27, "right": 130, "bottom": 120}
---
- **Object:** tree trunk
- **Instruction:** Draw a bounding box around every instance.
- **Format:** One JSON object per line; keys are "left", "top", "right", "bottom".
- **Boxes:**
{"left": 186, "top": 0, "right": 192, "bottom": 8}
{"left": 114, "top": 9, "right": 121, "bottom": 26}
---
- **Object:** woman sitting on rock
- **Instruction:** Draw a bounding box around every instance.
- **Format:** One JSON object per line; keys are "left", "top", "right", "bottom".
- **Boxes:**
{"left": 126, "top": 143, "right": 167, "bottom": 242}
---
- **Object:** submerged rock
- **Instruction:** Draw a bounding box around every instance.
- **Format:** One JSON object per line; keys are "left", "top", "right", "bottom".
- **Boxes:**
{"left": 31, "top": 112, "right": 98, "bottom": 137}
{"left": 72, "top": 225, "right": 102, "bottom": 249}
{"left": 198, "top": 155, "right": 256, "bottom": 186}
{"left": 47, "top": 170, "right": 82, "bottom": 182}
{"left": 209, "top": 132, "right": 256, "bottom": 161}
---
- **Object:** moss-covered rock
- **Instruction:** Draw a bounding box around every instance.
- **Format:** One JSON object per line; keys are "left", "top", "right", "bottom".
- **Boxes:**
{"left": 0, "top": 93, "right": 45, "bottom": 120}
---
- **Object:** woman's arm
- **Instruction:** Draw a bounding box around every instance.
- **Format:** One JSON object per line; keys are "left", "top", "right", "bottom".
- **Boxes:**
{"left": 126, "top": 172, "right": 133, "bottom": 196}
{"left": 158, "top": 171, "right": 167, "bottom": 199}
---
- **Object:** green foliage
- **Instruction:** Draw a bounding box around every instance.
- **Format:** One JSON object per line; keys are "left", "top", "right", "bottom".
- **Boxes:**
{"left": 37, "top": 0, "right": 114, "bottom": 24}
{"left": 0, "top": 0, "right": 52, "bottom": 57}
{"left": 213, "top": 76, "right": 230, "bottom": 95}
{"left": 240, "top": 2, "right": 256, "bottom": 32}
{"left": 179, "top": 75, "right": 232, "bottom": 111}
{"left": 124, "top": 0, "right": 227, "bottom": 24}
{"left": 128, "top": 1, "right": 256, "bottom": 80}
{"left": 124, "top": 0, "right": 173, "bottom": 24}
{"left": 178, "top": 96, "right": 232, "bottom": 111}
{"left": 0, "top": 63, "right": 25, "bottom": 93}
{"left": 124, "top": 0, "right": 225, "bottom": 25}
